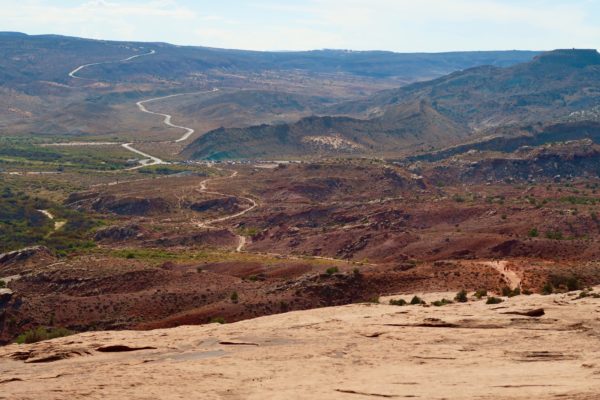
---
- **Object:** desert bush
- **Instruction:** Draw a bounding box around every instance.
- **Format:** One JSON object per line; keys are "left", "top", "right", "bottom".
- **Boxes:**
{"left": 325, "top": 266, "right": 339, "bottom": 276}
{"left": 528, "top": 228, "right": 539, "bottom": 238}
{"left": 486, "top": 297, "right": 504, "bottom": 305}
{"left": 549, "top": 274, "right": 581, "bottom": 292}
{"left": 501, "top": 287, "right": 521, "bottom": 297}
{"left": 210, "top": 317, "right": 226, "bottom": 324}
{"left": 541, "top": 282, "right": 554, "bottom": 295}
{"left": 230, "top": 291, "right": 239, "bottom": 303}
{"left": 410, "top": 295, "right": 425, "bottom": 305}
{"left": 474, "top": 289, "right": 487, "bottom": 299}
{"left": 279, "top": 301, "right": 289, "bottom": 312}
{"left": 454, "top": 290, "right": 468, "bottom": 303}
{"left": 389, "top": 298, "right": 407, "bottom": 306}
{"left": 0, "top": 280, "right": 5, "bottom": 288}
{"left": 432, "top": 298, "right": 454, "bottom": 307}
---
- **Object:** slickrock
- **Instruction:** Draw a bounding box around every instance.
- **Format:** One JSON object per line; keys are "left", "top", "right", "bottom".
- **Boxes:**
{"left": 0, "top": 289, "right": 599, "bottom": 399}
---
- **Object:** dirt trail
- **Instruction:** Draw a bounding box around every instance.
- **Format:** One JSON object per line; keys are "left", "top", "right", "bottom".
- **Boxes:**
{"left": 483, "top": 260, "right": 522, "bottom": 289}
{"left": 37, "top": 209, "right": 66, "bottom": 231}
{"left": 195, "top": 170, "right": 258, "bottom": 252}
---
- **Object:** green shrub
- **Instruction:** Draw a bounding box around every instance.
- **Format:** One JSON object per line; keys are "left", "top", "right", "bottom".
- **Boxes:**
{"left": 15, "top": 327, "right": 74, "bottom": 344}
{"left": 432, "top": 298, "right": 453, "bottom": 307}
{"left": 389, "top": 298, "right": 407, "bottom": 306}
{"left": 410, "top": 295, "right": 425, "bottom": 305}
{"left": 325, "top": 266, "right": 339, "bottom": 276}
{"left": 486, "top": 297, "right": 504, "bottom": 305}
{"left": 0, "top": 280, "right": 5, "bottom": 289}
{"left": 528, "top": 228, "right": 539, "bottom": 238}
{"left": 541, "top": 282, "right": 554, "bottom": 295}
{"left": 549, "top": 275, "right": 581, "bottom": 292}
{"left": 230, "top": 291, "right": 239, "bottom": 303}
{"left": 454, "top": 290, "right": 468, "bottom": 303}
{"left": 210, "top": 317, "right": 226, "bottom": 324}
{"left": 578, "top": 291, "right": 589, "bottom": 299}
{"left": 501, "top": 287, "right": 521, "bottom": 297}
{"left": 474, "top": 289, "right": 487, "bottom": 299}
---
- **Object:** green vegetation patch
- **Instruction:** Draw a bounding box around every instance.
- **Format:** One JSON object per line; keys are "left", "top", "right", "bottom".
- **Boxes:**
{"left": 0, "top": 185, "right": 100, "bottom": 254}
{"left": 0, "top": 137, "right": 133, "bottom": 171}
{"left": 15, "top": 327, "right": 75, "bottom": 344}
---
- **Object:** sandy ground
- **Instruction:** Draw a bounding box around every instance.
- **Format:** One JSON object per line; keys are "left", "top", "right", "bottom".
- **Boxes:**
{"left": 1, "top": 289, "right": 599, "bottom": 400}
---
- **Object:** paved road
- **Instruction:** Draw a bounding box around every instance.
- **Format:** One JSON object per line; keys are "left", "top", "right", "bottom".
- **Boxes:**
{"left": 136, "top": 88, "right": 219, "bottom": 143}
{"left": 121, "top": 143, "right": 167, "bottom": 170}
{"left": 69, "top": 49, "right": 156, "bottom": 79}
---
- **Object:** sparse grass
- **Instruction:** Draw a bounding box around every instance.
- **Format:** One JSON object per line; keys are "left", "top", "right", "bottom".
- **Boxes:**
{"left": 107, "top": 247, "right": 347, "bottom": 268}
{"left": 15, "top": 327, "right": 74, "bottom": 344}
{"left": 545, "top": 230, "right": 564, "bottom": 240}
{"left": 237, "top": 226, "right": 260, "bottom": 237}
{"left": 210, "top": 317, "right": 226, "bottom": 324}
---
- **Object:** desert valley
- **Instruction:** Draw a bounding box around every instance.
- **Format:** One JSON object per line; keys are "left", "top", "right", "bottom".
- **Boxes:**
{"left": 0, "top": 24, "right": 599, "bottom": 399}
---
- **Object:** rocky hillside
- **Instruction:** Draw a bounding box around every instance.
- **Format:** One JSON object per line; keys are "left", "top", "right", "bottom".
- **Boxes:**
{"left": 185, "top": 49, "right": 600, "bottom": 160}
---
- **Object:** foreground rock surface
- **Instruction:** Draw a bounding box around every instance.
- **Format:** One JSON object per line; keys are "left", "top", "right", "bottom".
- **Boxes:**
{"left": 1, "top": 289, "right": 599, "bottom": 400}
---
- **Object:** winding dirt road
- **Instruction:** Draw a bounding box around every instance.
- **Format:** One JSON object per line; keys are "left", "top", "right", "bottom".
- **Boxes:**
{"left": 195, "top": 170, "right": 258, "bottom": 252}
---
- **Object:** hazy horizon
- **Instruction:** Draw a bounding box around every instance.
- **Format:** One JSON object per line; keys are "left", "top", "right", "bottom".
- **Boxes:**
{"left": 1, "top": 0, "right": 599, "bottom": 52}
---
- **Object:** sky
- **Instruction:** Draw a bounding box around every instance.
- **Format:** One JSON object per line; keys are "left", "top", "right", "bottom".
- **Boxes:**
{"left": 1, "top": 0, "right": 600, "bottom": 52}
